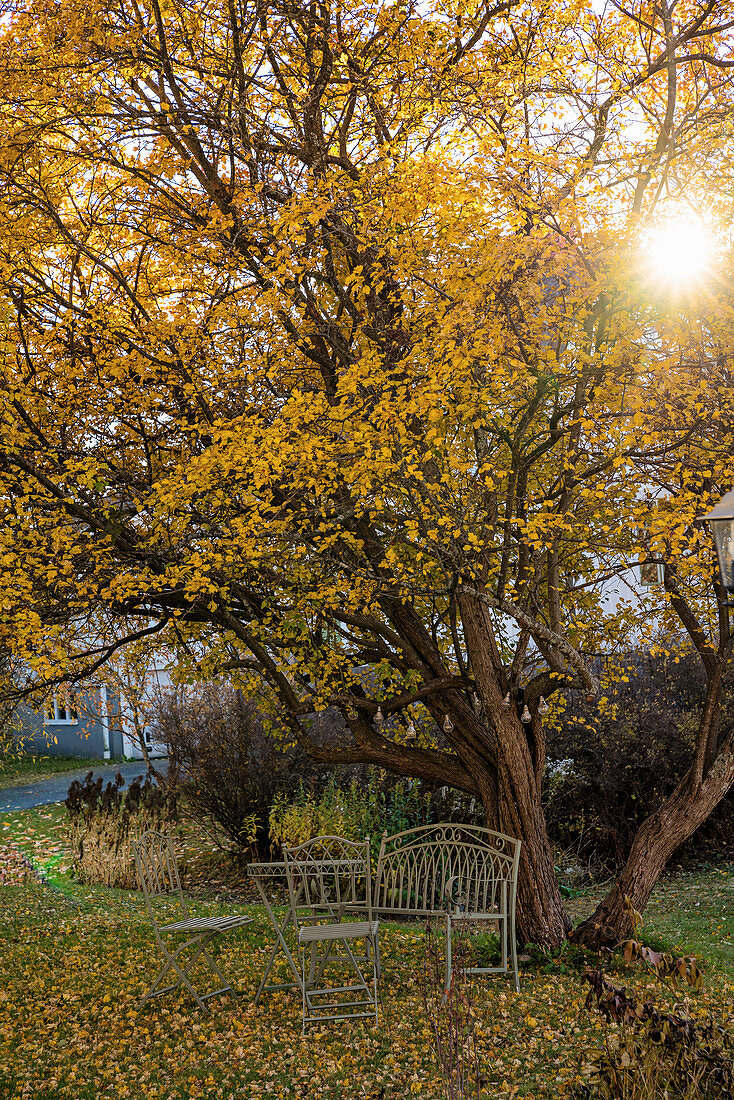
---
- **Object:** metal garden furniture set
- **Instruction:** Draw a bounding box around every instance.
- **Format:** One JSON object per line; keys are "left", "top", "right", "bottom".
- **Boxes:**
{"left": 249, "top": 824, "right": 522, "bottom": 1023}
{"left": 134, "top": 823, "right": 521, "bottom": 1027}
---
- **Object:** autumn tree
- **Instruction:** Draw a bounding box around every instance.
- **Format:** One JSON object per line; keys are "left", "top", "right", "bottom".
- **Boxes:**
{"left": 1, "top": 0, "right": 734, "bottom": 946}
{"left": 75, "top": 633, "right": 169, "bottom": 778}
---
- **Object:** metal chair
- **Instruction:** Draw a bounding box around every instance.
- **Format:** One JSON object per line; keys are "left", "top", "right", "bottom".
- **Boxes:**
{"left": 133, "top": 830, "right": 253, "bottom": 1012}
{"left": 283, "top": 835, "right": 380, "bottom": 1032}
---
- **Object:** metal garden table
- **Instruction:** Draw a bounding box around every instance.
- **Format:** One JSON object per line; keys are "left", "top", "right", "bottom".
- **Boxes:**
{"left": 247, "top": 858, "right": 363, "bottom": 1004}
{"left": 247, "top": 860, "right": 301, "bottom": 1003}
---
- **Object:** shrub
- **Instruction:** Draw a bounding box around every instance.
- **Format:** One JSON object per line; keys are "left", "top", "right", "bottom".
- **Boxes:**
{"left": 151, "top": 682, "right": 321, "bottom": 859}
{"left": 65, "top": 770, "right": 177, "bottom": 888}
{"left": 545, "top": 651, "right": 734, "bottom": 871}
{"left": 580, "top": 968, "right": 734, "bottom": 1099}
{"left": 269, "top": 773, "right": 429, "bottom": 856}
{"left": 268, "top": 772, "right": 478, "bottom": 859}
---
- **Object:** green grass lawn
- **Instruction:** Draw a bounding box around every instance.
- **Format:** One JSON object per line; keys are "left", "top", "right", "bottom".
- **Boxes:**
{"left": 1, "top": 807, "right": 733, "bottom": 1100}
{"left": 0, "top": 755, "right": 103, "bottom": 790}
{"left": 564, "top": 869, "right": 734, "bottom": 980}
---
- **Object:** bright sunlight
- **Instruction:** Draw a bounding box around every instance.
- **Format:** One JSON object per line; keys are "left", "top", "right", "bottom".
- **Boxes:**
{"left": 645, "top": 220, "right": 712, "bottom": 289}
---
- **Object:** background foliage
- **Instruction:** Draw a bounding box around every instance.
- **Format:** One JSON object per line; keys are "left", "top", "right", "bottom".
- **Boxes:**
{"left": 545, "top": 652, "right": 734, "bottom": 872}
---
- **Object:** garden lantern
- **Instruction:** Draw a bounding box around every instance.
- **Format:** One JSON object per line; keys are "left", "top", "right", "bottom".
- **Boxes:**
{"left": 704, "top": 489, "right": 734, "bottom": 594}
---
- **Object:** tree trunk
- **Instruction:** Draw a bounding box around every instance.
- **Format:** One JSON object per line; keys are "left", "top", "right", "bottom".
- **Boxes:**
{"left": 490, "top": 775, "right": 571, "bottom": 949}
{"left": 480, "top": 720, "right": 571, "bottom": 948}
{"left": 573, "top": 730, "right": 734, "bottom": 947}
{"left": 459, "top": 595, "right": 571, "bottom": 948}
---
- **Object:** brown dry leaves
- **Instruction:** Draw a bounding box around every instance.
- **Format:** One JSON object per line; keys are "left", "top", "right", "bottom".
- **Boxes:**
{"left": 1, "top": 810, "right": 733, "bottom": 1100}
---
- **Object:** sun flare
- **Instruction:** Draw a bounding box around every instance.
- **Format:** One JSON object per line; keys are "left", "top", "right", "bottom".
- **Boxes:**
{"left": 645, "top": 221, "right": 711, "bottom": 288}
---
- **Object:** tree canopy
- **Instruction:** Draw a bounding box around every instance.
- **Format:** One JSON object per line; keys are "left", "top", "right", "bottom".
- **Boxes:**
{"left": 1, "top": 0, "right": 734, "bottom": 943}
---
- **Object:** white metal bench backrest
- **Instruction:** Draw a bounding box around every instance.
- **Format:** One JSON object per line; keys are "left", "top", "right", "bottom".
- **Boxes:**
{"left": 374, "top": 823, "right": 520, "bottom": 917}
{"left": 133, "top": 831, "right": 188, "bottom": 925}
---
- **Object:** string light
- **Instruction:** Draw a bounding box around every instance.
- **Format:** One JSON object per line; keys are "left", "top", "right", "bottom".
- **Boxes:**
{"left": 375, "top": 706, "right": 384, "bottom": 723}
{"left": 538, "top": 696, "right": 550, "bottom": 716}
{"left": 520, "top": 705, "right": 531, "bottom": 725}
{"left": 502, "top": 693, "right": 511, "bottom": 707}
{"left": 443, "top": 714, "right": 454, "bottom": 732}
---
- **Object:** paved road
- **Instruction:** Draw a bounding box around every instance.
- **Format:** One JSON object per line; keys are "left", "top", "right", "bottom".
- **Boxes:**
{"left": 0, "top": 760, "right": 168, "bottom": 814}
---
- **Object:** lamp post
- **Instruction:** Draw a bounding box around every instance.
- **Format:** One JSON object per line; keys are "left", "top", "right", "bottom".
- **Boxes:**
{"left": 703, "top": 489, "right": 734, "bottom": 603}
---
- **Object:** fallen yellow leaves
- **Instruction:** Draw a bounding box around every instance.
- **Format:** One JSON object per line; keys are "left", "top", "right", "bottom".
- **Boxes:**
{"left": 0, "top": 842, "right": 31, "bottom": 886}
{"left": 2, "top": 806, "right": 733, "bottom": 1099}
{"left": 1, "top": 873, "right": 731, "bottom": 1100}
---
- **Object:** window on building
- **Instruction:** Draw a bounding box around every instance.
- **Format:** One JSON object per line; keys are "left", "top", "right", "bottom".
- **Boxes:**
{"left": 639, "top": 559, "right": 664, "bottom": 586}
{"left": 45, "top": 690, "right": 78, "bottom": 723}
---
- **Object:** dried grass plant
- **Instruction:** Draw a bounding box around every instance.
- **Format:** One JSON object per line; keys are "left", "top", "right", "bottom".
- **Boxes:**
{"left": 65, "top": 771, "right": 177, "bottom": 889}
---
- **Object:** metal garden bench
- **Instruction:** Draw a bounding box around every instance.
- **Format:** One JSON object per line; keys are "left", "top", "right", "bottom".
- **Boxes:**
{"left": 373, "top": 823, "right": 521, "bottom": 992}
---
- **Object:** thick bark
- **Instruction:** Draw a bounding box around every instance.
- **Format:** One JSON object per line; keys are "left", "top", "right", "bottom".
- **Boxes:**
{"left": 459, "top": 594, "right": 571, "bottom": 948}
{"left": 573, "top": 727, "right": 734, "bottom": 947}
{"left": 484, "top": 753, "right": 572, "bottom": 948}
{"left": 479, "top": 710, "right": 571, "bottom": 948}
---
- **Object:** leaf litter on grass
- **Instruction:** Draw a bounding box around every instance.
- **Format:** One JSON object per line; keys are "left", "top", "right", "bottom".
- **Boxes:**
{"left": 1, "top": 811, "right": 733, "bottom": 1099}
{"left": 3, "top": 880, "right": 733, "bottom": 1100}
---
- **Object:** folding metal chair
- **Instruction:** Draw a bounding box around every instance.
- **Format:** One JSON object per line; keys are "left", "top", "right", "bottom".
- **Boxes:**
{"left": 283, "top": 835, "right": 380, "bottom": 1032}
{"left": 133, "top": 830, "right": 253, "bottom": 1012}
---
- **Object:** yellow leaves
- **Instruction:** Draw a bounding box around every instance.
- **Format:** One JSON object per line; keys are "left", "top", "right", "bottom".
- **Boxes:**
{"left": 0, "top": 0, "right": 731, "bottom": 706}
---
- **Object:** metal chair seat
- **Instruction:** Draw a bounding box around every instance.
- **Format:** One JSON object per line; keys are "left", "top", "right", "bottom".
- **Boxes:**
{"left": 160, "top": 914, "right": 254, "bottom": 934}
{"left": 299, "top": 919, "right": 379, "bottom": 944}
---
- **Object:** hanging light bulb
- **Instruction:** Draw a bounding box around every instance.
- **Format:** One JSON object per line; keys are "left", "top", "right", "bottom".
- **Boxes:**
{"left": 520, "top": 705, "right": 532, "bottom": 724}
{"left": 472, "top": 692, "right": 482, "bottom": 712}
{"left": 538, "top": 696, "right": 550, "bottom": 716}
{"left": 406, "top": 721, "right": 416, "bottom": 739}
{"left": 375, "top": 706, "right": 384, "bottom": 723}
{"left": 502, "top": 692, "right": 511, "bottom": 708}
{"left": 443, "top": 714, "right": 454, "bottom": 732}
